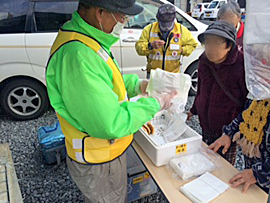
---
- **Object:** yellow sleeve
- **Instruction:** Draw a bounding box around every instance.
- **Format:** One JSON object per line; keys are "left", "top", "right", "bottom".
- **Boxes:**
{"left": 181, "top": 25, "right": 198, "bottom": 57}
{"left": 135, "top": 24, "right": 153, "bottom": 56}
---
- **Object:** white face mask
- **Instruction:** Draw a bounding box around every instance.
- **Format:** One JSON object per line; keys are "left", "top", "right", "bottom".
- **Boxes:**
{"left": 110, "top": 13, "right": 127, "bottom": 38}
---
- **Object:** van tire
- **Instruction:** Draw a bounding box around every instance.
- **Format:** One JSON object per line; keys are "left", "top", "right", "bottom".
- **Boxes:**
{"left": 185, "top": 61, "right": 199, "bottom": 96}
{"left": 200, "top": 14, "right": 204, "bottom": 20}
{"left": 0, "top": 78, "right": 49, "bottom": 120}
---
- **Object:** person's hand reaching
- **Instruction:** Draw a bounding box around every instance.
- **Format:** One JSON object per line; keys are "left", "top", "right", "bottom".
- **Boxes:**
{"left": 229, "top": 169, "right": 257, "bottom": 193}
{"left": 187, "top": 111, "right": 193, "bottom": 121}
{"left": 153, "top": 91, "right": 178, "bottom": 110}
{"left": 209, "top": 134, "right": 232, "bottom": 155}
{"left": 140, "top": 80, "right": 149, "bottom": 95}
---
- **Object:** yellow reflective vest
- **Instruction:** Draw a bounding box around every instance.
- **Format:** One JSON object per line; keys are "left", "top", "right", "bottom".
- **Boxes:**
{"left": 48, "top": 30, "right": 133, "bottom": 164}
{"left": 135, "top": 22, "right": 198, "bottom": 73}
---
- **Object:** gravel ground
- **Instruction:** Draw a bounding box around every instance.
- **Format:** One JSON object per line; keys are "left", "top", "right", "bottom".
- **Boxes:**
{"left": 0, "top": 96, "right": 244, "bottom": 202}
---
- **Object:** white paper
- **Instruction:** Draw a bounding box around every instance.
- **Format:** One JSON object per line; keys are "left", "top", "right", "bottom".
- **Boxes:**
{"left": 180, "top": 172, "right": 229, "bottom": 203}
{"left": 170, "top": 44, "right": 180, "bottom": 50}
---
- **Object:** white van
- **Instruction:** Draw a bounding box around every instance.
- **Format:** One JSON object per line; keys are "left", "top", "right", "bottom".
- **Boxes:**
{"left": 0, "top": 0, "right": 207, "bottom": 120}
{"left": 204, "top": 0, "right": 227, "bottom": 20}
{"left": 192, "top": 3, "right": 210, "bottom": 20}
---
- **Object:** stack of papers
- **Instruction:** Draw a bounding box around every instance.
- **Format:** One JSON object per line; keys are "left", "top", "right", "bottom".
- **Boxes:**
{"left": 180, "top": 172, "right": 229, "bottom": 203}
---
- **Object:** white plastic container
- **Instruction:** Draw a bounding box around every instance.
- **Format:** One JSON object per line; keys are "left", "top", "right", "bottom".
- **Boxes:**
{"left": 134, "top": 125, "right": 202, "bottom": 167}
{"left": 150, "top": 111, "right": 188, "bottom": 144}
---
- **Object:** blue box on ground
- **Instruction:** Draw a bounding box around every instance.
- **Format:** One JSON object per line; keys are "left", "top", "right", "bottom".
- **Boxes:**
{"left": 127, "top": 147, "right": 158, "bottom": 202}
{"left": 38, "top": 121, "right": 66, "bottom": 165}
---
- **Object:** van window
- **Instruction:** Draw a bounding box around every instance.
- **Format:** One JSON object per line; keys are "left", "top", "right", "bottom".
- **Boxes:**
{"left": 238, "top": 0, "right": 246, "bottom": 9}
{"left": 195, "top": 4, "right": 202, "bottom": 9}
{"left": 126, "top": 1, "right": 158, "bottom": 29}
{"left": 0, "top": 0, "right": 28, "bottom": 33}
{"left": 204, "top": 4, "right": 209, "bottom": 8}
{"left": 176, "top": 13, "right": 197, "bottom": 31}
{"left": 33, "top": 1, "right": 78, "bottom": 32}
{"left": 209, "top": 1, "right": 219, "bottom": 9}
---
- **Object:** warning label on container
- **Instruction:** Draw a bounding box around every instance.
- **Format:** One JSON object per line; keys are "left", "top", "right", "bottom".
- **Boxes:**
{"left": 133, "top": 176, "right": 144, "bottom": 184}
{"left": 144, "top": 172, "right": 150, "bottom": 179}
{"left": 175, "top": 144, "right": 187, "bottom": 154}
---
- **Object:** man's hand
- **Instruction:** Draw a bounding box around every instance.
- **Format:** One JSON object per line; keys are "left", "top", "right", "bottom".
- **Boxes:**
{"left": 151, "top": 40, "right": 165, "bottom": 49}
{"left": 140, "top": 80, "right": 149, "bottom": 95}
{"left": 153, "top": 91, "right": 177, "bottom": 111}
{"left": 209, "top": 134, "right": 231, "bottom": 154}
{"left": 187, "top": 111, "right": 193, "bottom": 121}
{"left": 229, "top": 169, "right": 257, "bottom": 193}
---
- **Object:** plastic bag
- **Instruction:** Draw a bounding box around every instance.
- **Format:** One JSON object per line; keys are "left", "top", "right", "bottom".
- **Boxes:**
{"left": 244, "top": 1, "right": 270, "bottom": 45}
{"left": 163, "top": 112, "right": 187, "bottom": 143}
{"left": 168, "top": 147, "right": 220, "bottom": 180}
{"left": 244, "top": 0, "right": 270, "bottom": 100}
{"left": 245, "top": 44, "right": 270, "bottom": 100}
{"left": 146, "top": 69, "right": 191, "bottom": 113}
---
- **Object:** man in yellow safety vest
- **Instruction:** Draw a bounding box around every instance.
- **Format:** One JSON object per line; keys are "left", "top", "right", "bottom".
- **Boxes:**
{"left": 136, "top": 4, "right": 198, "bottom": 78}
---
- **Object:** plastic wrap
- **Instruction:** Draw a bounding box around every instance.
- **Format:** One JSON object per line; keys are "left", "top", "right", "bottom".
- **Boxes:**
{"left": 163, "top": 112, "right": 187, "bottom": 143}
{"left": 168, "top": 147, "right": 220, "bottom": 180}
{"left": 146, "top": 69, "right": 191, "bottom": 113}
{"left": 244, "top": 1, "right": 270, "bottom": 100}
{"left": 147, "top": 111, "right": 188, "bottom": 146}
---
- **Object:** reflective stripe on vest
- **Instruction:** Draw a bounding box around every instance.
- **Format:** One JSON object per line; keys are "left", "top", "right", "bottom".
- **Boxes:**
{"left": 49, "top": 29, "right": 133, "bottom": 164}
{"left": 149, "top": 33, "right": 159, "bottom": 38}
{"left": 148, "top": 53, "right": 181, "bottom": 61}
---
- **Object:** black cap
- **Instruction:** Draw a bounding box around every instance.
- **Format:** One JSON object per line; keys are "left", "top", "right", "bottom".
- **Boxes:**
{"left": 79, "top": 0, "right": 143, "bottom": 16}
{"left": 198, "top": 21, "right": 236, "bottom": 46}
{"left": 156, "top": 4, "right": 176, "bottom": 32}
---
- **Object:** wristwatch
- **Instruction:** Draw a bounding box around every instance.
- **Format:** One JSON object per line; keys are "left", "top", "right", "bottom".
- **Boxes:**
{"left": 148, "top": 42, "right": 153, "bottom": 50}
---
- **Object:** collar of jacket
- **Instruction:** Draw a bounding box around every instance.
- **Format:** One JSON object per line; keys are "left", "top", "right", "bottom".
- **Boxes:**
{"left": 237, "top": 21, "right": 244, "bottom": 39}
{"left": 200, "top": 46, "right": 240, "bottom": 68}
{"left": 156, "top": 22, "right": 181, "bottom": 36}
{"left": 70, "top": 11, "right": 119, "bottom": 53}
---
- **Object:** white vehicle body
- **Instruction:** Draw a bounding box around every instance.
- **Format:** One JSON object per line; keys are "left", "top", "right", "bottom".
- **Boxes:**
{"left": 192, "top": 3, "right": 210, "bottom": 20}
{"left": 0, "top": 0, "right": 207, "bottom": 120}
{"left": 204, "top": 0, "right": 227, "bottom": 20}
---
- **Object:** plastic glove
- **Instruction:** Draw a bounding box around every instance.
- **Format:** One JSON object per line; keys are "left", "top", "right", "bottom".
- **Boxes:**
{"left": 153, "top": 91, "right": 177, "bottom": 111}
{"left": 140, "top": 80, "right": 149, "bottom": 95}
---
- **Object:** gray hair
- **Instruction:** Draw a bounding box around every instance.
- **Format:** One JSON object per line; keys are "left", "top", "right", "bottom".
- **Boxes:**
{"left": 217, "top": 2, "right": 241, "bottom": 19}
